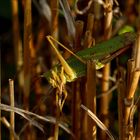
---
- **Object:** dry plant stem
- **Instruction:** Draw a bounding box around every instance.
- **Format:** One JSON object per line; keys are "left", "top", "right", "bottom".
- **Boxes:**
{"left": 125, "top": 33, "right": 140, "bottom": 126}
{"left": 23, "top": 1, "right": 33, "bottom": 139}
{"left": 11, "top": 0, "right": 23, "bottom": 93}
{"left": 135, "top": 34, "right": 140, "bottom": 140}
{"left": 34, "top": 20, "right": 46, "bottom": 115}
{"left": 50, "top": 0, "right": 59, "bottom": 66}
{"left": 84, "top": 31, "right": 94, "bottom": 49}
{"left": 82, "top": 19, "right": 96, "bottom": 139}
{"left": 86, "top": 13, "right": 94, "bottom": 32}
{"left": 36, "top": 20, "right": 46, "bottom": 50}
{"left": 9, "top": 79, "right": 15, "bottom": 140}
{"left": 0, "top": 50, "right": 1, "bottom": 140}
{"left": 93, "top": 1, "right": 103, "bottom": 20}
{"left": 74, "top": 20, "right": 84, "bottom": 51}
{"left": 128, "top": 70, "right": 140, "bottom": 99}
{"left": 86, "top": 61, "right": 97, "bottom": 140}
{"left": 72, "top": 20, "right": 84, "bottom": 139}
{"left": 54, "top": 91, "right": 60, "bottom": 140}
{"left": 84, "top": 14, "right": 95, "bottom": 47}
{"left": 50, "top": 0, "right": 59, "bottom": 37}
{"left": 127, "top": 59, "right": 135, "bottom": 94}
{"left": 23, "top": 0, "right": 32, "bottom": 110}
{"left": 125, "top": 0, "right": 135, "bottom": 16}
{"left": 135, "top": 32, "right": 140, "bottom": 69}
{"left": 81, "top": 29, "right": 95, "bottom": 139}
{"left": 136, "top": 101, "right": 140, "bottom": 139}
{"left": 123, "top": 33, "right": 140, "bottom": 139}
{"left": 123, "top": 60, "right": 135, "bottom": 138}
{"left": 117, "top": 68, "right": 126, "bottom": 140}
{"left": 99, "top": 1, "right": 112, "bottom": 139}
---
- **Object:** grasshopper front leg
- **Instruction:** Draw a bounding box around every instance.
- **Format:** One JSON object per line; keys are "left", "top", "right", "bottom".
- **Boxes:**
{"left": 54, "top": 67, "right": 68, "bottom": 111}
{"left": 46, "top": 36, "right": 81, "bottom": 111}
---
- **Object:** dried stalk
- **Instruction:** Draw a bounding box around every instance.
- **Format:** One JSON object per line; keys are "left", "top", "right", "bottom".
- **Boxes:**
{"left": 9, "top": 79, "right": 15, "bottom": 140}
{"left": 135, "top": 32, "right": 140, "bottom": 69}
{"left": 81, "top": 14, "right": 96, "bottom": 139}
{"left": 136, "top": 100, "right": 140, "bottom": 139}
{"left": 0, "top": 48, "right": 1, "bottom": 140}
{"left": 74, "top": 20, "right": 84, "bottom": 51}
{"left": 86, "top": 61, "right": 97, "bottom": 140}
{"left": 23, "top": 0, "right": 32, "bottom": 110}
{"left": 99, "top": 0, "right": 113, "bottom": 139}
{"left": 23, "top": 0, "right": 33, "bottom": 139}
{"left": 125, "top": 0, "right": 135, "bottom": 17}
{"left": 54, "top": 91, "right": 60, "bottom": 140}
{"left": 72, "top": 81, "right": 81, "bottom": 139}
{"left": 50, "top": 0, "right": 59, "bottom": 37}
{"left": 127, "top": 59, "right": 135, "bottom": 94}
{"left": 127, "top": 70, "right": 140, "bottom": 99}
{"left": 50, "top": 0, "right": 59, "bottom": 66}
{"left": 123, "top": 31, "right": 140, "bottom": 139}
{"left": 11, "top": 0, "right": 23, "bottom": 94}
{"left": 117, "top": 67, "right": 126, "bottom": 140}
{"left": 72, "top": 20, "right": 84, "bottom": 139}
{"left": 86, "top": 14, "right": 94, "bottom": 34}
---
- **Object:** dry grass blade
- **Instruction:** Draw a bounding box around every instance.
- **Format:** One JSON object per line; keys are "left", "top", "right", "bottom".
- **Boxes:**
{"left": 39, "top": 0, "right": 51, "bottom": 24}
{"left": 45, "top": 116, "right": 75, "bottom": 138}
{"left": 33, "top": 0, "right": 52, "bottom": 24}
{"left": 74, "top": 0, "right": 105, "bottom": 15}
{"left": 81, "top": 104, "right": 115, "bottom": 140}
{"left": 74, "top": 0, "right": 93, "bottom": 15}
{"left": 97, "top": 83, "right": 118, "bottom": 98}
{"left": 0, "top": 104, "right": 74, "bottom": 137}
{"left": 0, "top": 117, "right": 19, "bottom": 140}
{"left": 0, "top": 104, "right": 43, "bottom": 132}
{"left": 60, "top": 0, "right": 76, "bottom": 40}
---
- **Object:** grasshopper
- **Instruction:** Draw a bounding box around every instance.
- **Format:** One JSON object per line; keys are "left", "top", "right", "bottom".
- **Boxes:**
{"left": 44, "top": 32, "right": 136, "bottom": 110}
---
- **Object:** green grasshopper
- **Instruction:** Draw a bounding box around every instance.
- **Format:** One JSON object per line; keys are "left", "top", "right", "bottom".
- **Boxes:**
{"left": 44, "top": 32, "right": 136, "bottom": 110}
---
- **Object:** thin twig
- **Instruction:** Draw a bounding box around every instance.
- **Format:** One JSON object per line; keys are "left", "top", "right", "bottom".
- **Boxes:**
{"left": 97, "top": 83, "right": 118, "bottom": 98}
{"left": 9, "top": 79, "right": 15, "bottom": 140}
